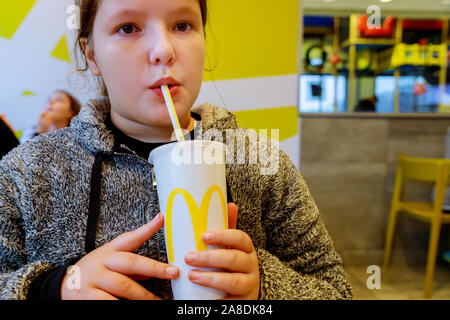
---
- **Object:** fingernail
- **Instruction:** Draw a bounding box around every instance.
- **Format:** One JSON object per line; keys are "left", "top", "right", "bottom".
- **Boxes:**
{"left": 167, "top": 266, "right": 178, "bottom": 276}
{"left": 189, "top": 271, "right": 202, "bottom": 281}
{"left": 185, "top": 252, "right": 195, "bottom": 264}
{"left": 152, "top": 213, "right": 162, "bottom": 223}
{"left": 202, "top": 232, "right": 213, "bottom": 241}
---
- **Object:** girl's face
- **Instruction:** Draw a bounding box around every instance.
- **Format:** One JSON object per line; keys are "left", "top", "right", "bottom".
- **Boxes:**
{"left": 44, "top": 91, "right": 73, "bottom": 124}
{"left": 84, "top": 0, "right": 206, "bottom": 135}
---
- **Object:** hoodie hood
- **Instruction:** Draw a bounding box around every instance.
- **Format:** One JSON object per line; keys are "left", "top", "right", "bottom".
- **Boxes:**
{"left": 70, "top": 97, "right": 238, "bottom": 154}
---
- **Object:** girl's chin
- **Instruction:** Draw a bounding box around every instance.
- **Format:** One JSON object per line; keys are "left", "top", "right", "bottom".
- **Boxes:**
{"left": 138, "top": 108, "right": 181, "bottom": 128}
{"left": 139, "top": 115, "right": 172, "bottom": 128}
{"left": 142, "top": 100, "right": 189, "bottom": 124}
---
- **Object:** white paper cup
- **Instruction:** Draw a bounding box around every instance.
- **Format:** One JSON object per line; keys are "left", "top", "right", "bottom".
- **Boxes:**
{"left": 149, "top": 140, "right": 228, "bottom": 300}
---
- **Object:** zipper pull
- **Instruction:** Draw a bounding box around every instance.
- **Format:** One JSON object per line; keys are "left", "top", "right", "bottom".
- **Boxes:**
{"left": 151, "top": 167, "right": 157, "bottom": 190}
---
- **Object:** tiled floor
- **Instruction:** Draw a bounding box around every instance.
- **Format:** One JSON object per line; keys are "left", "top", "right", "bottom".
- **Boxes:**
{"left": 344, "top": 263, "right": 450, "bottom": 300}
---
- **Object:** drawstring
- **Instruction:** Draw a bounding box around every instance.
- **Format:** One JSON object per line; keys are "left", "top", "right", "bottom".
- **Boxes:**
{"left": 85, "top": 152, "right": 107, "bottom": 254}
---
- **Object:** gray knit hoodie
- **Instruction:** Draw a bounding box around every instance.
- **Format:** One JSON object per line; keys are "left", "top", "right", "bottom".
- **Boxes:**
{"left": 0, "top": 97, "right": 352, "bottom": 300}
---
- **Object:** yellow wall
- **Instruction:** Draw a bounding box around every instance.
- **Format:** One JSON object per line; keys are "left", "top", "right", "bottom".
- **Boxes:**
{"left": 205, "top": 0, "right": 299, "bottom": 81}
{"left": 203, "top": 0, "right": 300, "bottom": 148}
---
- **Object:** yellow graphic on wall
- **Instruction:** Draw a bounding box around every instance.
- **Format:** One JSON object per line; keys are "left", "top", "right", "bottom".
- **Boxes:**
{"left": 51, "top": 34, "right": 71, "bottom": 63}
{"left": 21, "top": 90, "right": 37, "bottom": 96}
{"left": 0, "top": 0, "right": 37, "bottom": 39}
{"left": 165, "top": 185, "right": 228, "bottom": 263}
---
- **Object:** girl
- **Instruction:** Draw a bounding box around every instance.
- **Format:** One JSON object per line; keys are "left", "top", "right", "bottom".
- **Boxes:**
{"left": 0, "top": 0, "right": 352, "bottom": 300}
{"left": 20, "top": 90, "right": 81, "bottom": 143}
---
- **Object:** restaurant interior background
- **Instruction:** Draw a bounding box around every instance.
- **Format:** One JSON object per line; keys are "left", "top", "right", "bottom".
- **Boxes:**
{"left": 300, "top": 0, "right": 450, "bottom": 300}
{"left": 0, "top": 0, "right": 449, "bottom": 299}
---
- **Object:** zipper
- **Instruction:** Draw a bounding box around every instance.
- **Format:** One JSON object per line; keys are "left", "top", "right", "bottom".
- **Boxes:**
{"left": 109, "top": 151, "right": 157, "bottom": 190}
{"left": 108, "top": 150, "right": 158, "bottom": 228}
{"left": 151, "top": 167, "right": 157, "bottom": 190}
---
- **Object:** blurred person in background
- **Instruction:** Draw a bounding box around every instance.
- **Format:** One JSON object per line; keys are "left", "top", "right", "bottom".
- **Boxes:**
{"left": 20, "top": 90, "right": 81, "bottom": 143}
{"left": 354, "top": 95, "right": 378, "bottom": 112}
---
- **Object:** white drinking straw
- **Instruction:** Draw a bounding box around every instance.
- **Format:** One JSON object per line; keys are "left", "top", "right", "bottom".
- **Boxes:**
{"left": 161, "top": 85, "right": 184, "bottom": 142}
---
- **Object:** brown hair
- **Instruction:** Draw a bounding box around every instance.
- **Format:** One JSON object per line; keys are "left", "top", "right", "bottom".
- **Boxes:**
{"left": 74, "top": 0, "right": 208, "bottom": 97}
{"left": 56, "top": 90, "right": 82, "bottom": 117}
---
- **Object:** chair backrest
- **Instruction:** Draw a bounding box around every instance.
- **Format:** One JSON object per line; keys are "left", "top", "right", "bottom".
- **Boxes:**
{"left": 394, "top": 154, "right": 450, "bottom": 212}
{"left": 398, "top": 154, "right": 449, "bottom": 183}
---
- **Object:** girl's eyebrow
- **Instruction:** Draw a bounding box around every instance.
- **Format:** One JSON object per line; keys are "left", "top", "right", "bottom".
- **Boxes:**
{"left": 169, "top": 6, "right": 200, "bottom": 17}
{"left": 106, "top": 8, "right": 146, "bottom": 22}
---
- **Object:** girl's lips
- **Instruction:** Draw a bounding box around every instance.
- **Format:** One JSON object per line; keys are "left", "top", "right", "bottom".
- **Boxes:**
{"left": 151, "top": 85, "right": 180, "bottom": 100}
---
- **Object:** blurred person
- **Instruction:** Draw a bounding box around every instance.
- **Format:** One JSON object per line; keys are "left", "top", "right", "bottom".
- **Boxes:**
{"left": 354, "top": 95, "right": 377, "bottom": 112}
{"left": 20, "top": 90, "right": 81, "bottom": 143}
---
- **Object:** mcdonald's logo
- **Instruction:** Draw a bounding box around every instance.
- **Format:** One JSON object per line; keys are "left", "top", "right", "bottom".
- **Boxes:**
{"left": 165, "top": 185, "right": 228, "bottom": 263}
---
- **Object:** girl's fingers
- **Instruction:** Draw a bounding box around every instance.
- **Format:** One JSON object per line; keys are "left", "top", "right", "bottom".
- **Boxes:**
{"left": 202, "top": 229, "right": 254, "bottom": 253}
{"left": 188, "top": 270, "right": 254, "bottom": 296}
{"left": 104, "top": 251, "right": 179, "bottom": 280}
{"left": 220, "top": 295, "right": 246, "bottom": 301}
{"left": 85, "top": 288, "right": 119, "bottom": 300}
{"left": 109, "top": 213, "right": 164, "bottom": 252}
{"left": 185, "top": 249, "right": 252, "bottom": 273}
{"left": 96, "top": 270, "right": 162, "bottom": 300}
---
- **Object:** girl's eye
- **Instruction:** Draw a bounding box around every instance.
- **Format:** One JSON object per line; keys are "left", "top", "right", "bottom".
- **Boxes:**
{"left": 118, "top": 24, "right": 138, "bottom": 35}
{"left": 175, "top": 23, "right": 192, "bottom": 32}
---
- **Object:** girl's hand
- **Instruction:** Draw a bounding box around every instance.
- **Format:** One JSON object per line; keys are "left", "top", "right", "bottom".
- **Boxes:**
{"left": 184, "top": 203, "right": 260, "bottom": 300}
{"left": 61, "top": 213, "right": 179, "bottom": 300}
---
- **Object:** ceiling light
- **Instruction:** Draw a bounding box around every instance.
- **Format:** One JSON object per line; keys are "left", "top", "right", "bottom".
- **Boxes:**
{"left": 380, "top": 0, "right": 393, "bottom": 3}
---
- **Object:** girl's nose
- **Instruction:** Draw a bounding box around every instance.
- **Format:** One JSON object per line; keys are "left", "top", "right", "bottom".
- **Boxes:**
{"left": 149, "top": 29, "right": 175, "bottom": 66}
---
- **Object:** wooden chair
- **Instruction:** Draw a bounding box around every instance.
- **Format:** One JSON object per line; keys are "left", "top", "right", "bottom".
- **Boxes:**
{"left": 383, "top": 154, "right": 450, "bottom": 298}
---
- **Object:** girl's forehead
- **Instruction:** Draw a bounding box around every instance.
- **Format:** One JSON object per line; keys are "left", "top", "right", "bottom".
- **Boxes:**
{"left": 97, "top": 0, "right": 201, "bottom": 17}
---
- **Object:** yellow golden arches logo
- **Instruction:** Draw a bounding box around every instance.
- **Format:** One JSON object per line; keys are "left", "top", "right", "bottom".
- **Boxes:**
{"left": 165, "top": 185, "right": 228, "bottom": 263}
